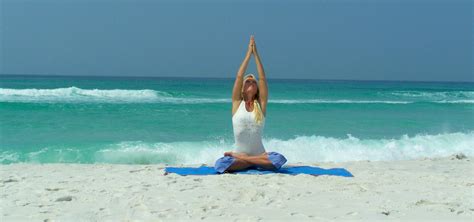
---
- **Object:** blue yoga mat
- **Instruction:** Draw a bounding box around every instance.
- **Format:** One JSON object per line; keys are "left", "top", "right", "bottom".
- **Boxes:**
{"left": 164, "top": 165, "right": 353, "bottom": 177}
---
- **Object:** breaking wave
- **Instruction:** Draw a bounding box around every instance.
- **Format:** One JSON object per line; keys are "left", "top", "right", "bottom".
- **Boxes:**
{"left": 3, "top": 87, "right": 473, "bottom": 104}
{"left": 2, "top": 131, "right": 473, "bottom": 165}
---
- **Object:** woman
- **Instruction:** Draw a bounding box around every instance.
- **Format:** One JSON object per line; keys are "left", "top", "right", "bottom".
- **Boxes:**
{"left": 214, "top": 35, "right": 287, "bottom": 173}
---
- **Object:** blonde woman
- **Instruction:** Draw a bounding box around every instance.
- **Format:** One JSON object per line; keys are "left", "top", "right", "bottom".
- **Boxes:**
{"left": 214, "top": 35, "right": 287, "bottom": 173}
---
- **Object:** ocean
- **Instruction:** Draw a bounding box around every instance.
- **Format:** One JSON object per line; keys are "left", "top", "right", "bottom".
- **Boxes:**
{"left": 1, "top": 75, "right": 473, "bottom": 165}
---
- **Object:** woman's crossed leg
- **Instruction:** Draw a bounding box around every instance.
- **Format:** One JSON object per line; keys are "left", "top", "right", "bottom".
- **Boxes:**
{"left": 224, "top": 152, "right": 276, "bottom": 172}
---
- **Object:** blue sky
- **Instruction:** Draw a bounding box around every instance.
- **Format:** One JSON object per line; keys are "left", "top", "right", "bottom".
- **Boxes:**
{"left": 1, "top": 0, "right": 472, "bottom": 81}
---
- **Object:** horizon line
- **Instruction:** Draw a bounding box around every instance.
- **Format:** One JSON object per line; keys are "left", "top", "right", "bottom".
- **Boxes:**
{"left": 1, "top": 73, "right": 473, "bottom": 84}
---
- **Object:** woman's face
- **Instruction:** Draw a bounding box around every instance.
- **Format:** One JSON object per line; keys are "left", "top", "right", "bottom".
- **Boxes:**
{"left": 243, "top": 78, "right": 258, "bottom": 97}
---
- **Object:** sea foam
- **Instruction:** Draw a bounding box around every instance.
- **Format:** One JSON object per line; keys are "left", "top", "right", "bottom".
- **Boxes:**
{"left": 2, "top": 131, "right": 473, "bottom": 165}
{"left": 3, "top": 87, "right": 473, "bottom": 104}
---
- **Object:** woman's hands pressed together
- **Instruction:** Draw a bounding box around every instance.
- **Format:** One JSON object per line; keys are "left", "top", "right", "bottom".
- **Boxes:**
{"left": 246, "top": 34, "right": 260, "bottom": 57}
{"left": 251, "top": 36, "right": 258, "bottom": 55}
{"left": 247, "top": 35, "right": 255, "bottom": 55}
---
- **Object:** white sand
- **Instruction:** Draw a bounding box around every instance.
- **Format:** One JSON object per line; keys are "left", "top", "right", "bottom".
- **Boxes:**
{"left": 1, "top": 155, "right": 473, "bottom": 221}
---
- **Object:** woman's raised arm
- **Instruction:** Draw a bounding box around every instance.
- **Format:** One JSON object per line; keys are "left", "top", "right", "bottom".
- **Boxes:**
{"left": 232, "top": 36, "right": 254, "bottom": 102}
{"left": 252, "top": 39, "right": 268, "bottom": 116}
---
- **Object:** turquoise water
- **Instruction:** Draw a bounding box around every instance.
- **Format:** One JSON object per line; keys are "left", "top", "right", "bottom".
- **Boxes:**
{"left": 1, "top": 75, "right": 473, "bottom": 164}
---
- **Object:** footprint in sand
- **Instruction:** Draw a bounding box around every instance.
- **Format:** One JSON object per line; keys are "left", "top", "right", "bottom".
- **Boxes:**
{"left": 55, "top": 195, "right": 74, "bottom": 202}
{"left": 45, "top": 188, "right": 61, "bottom": 191}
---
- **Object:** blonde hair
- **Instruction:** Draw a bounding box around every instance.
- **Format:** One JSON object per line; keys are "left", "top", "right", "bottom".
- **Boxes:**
{"left": 241, "top": 74, "right": 264, "bottom": 125}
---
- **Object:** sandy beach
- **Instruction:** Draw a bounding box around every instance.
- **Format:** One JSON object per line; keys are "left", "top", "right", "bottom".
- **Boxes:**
{"left": 1, "top": 154, "right": 472, "bottom": 221}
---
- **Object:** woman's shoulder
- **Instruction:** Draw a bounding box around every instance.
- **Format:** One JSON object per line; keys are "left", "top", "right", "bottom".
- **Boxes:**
{"left": 257, "top": 99, "right": 267, "bottom": 117}
{"left": 232, "top": 99, "right": 243, "bottom": 117}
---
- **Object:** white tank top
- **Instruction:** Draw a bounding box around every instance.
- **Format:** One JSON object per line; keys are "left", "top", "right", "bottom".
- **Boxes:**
{"left": 232, "top": 100, "right": 266, "bottom": 156}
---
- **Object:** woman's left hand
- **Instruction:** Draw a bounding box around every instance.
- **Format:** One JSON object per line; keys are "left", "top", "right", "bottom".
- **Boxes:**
{"left": 252, "top": 39, "right": 258, "bottom": 55}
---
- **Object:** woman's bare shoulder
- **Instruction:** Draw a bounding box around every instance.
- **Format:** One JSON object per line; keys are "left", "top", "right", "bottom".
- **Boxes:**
{"left": 258, "top": 98, "right": 267, "bottom": 117}
{"left": 232, "top": 99, "right": 242, "bottom": 116}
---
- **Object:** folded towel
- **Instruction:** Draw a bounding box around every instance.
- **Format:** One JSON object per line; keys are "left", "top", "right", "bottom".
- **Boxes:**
{"left": 164, "top": 165, "right": 353, "bottom": 177}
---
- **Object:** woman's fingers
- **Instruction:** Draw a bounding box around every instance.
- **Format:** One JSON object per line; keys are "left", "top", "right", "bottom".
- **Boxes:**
{"left": 251, "top": 36, "right": 256, "bottom": 48}
{"left": 247, "top": 35, "right": 256, "bottom": 54}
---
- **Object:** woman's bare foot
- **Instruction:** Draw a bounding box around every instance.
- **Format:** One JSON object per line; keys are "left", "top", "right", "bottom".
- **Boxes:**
{"left": 223, "top": 151, "right": 248, "bottom": 159}
{"left": 232, "top": 152, "right": 249, "bottom": 159}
